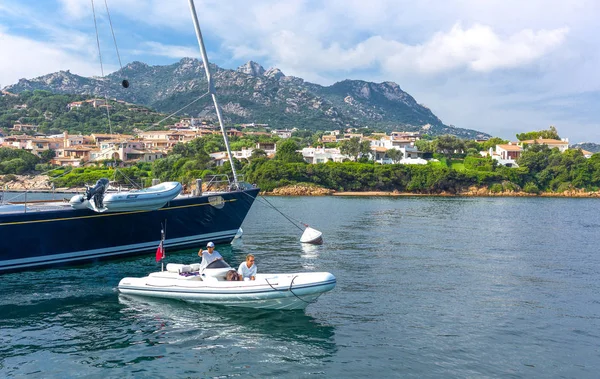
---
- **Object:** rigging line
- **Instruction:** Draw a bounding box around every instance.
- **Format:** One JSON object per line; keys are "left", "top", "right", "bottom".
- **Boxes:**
{"left": 90, "top": 0, "right": 105, "bottom": 78}
{"left": 151, "top": 91, "right": 211, "bottom": 127}
{"left": 103, "top": 0, "right": 123, "bottom": 70}
{"left": 91, "top": 0, "right": 118, "bottom": 181}
{"left": 253, "top": 193, "right": 305, "bottom": 231}
{"left": 39, "top": 165, "right": 74, "bottom": 182}
{"left": 103, "top": 89, "right": 212, "bottom": 188}
{"left": 42, "top": 90, "right": 210, "bottom": 187}
{"left": 116, "top": 170, "right": 141, "bottom": 189}
{"left": 239, "top": 190, "right": 306, "bottom": 230}
{"left": 79, "top": 90, "right": 211, "bottom": 176}
{"left": 44, "top": 5, "right": 206, "bottom": 188}
{"left": 48, "top": 4, "right": 207, "bottom": 185}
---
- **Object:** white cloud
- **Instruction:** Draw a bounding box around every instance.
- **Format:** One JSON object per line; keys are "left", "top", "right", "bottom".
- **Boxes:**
{"left": 132, "top": 42, "right": 199, "bottom": 59}
{"left": 2, "top": 0, "right": 600, "bottom": 142}
{"left": 58, "top": 0, "right": 91, "bottom": 20}
{"left": 396, "top": 23, "right": 569, "bottom": 74}
{"left": 0, "top": 29, "right": 108, "bottom": 86}
{"left": 243, "top": 23, "right": 568, "bottom": 83}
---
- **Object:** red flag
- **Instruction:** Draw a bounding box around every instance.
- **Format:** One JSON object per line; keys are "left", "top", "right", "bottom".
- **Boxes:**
{"left": 155, "top": 241, "right": 164, "bottom": 262}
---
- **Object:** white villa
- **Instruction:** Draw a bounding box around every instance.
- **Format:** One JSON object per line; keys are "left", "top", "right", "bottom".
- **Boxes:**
{"left": 483, "top": 138, "right": 573, "bottom": 167}
{"left": 301, "top": 147, "right": 347, "bottom": 163}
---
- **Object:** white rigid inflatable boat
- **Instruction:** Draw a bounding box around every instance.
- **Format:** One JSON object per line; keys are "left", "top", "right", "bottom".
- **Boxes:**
{"left": 102, "top": 181, "right": 182, "bottom": 212}
{"left": 117, "top": 260, "right": 336, "bottom": 310}
{"left": 70, "top": 180, "right": 182, "bottom": 212}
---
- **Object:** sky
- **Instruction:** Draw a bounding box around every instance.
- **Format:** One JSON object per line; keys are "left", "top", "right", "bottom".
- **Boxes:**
{"left": 1, "top": 0, "right": 600, "bottom": 143}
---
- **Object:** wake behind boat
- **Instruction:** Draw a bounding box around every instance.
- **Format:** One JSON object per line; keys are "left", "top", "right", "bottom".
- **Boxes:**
{"left": 118, "top": 261, "right": 336, "bottom": 310}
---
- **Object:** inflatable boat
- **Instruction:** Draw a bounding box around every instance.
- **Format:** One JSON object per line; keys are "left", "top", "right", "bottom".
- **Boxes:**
{"left": 117, "top": 260, "right": 336, "bottom": 310}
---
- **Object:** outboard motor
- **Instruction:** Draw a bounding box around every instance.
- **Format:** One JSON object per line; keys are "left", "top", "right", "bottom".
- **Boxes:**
{"left": 85, "top": 178, "right": 110, "bottom": 209}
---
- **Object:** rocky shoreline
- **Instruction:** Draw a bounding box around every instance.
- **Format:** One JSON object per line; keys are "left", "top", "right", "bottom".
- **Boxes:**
{"left": 0, "top": 175, "right": 84, "bottom": 192}
{"left": 2, "top": 175, "right": 600, "bottom": 198}
{"left": 263, "top": 184, "right": 600, "bottom": 198}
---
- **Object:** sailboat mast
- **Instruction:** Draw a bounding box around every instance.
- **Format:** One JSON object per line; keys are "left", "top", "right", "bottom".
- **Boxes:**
{"left": 187, "top": 0, "right": 239, "bottom": 186}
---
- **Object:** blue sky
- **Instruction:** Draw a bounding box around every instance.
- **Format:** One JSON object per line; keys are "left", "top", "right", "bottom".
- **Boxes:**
{"left": 1, "top": 0, "right": 599, "bottom": 143}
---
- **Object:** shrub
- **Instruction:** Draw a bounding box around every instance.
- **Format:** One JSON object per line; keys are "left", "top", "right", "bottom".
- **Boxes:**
{"left": 35, "top": 163, "right": 54, "bottom": 172}
{"left": 489, "top": 183, "right": 503, "bottom": 193}
{"left": 523, "top": 182, "right": 540, "bottom": 194}
{"left": 1, "top": 174, "right": 17, "bottom": 183}
{"left": 556, "top": 182, "right": 573, "bottom": 193}
{"left": 502, "top": 181, "right": 521, "bottom": 192}
{"left": 464, "top": 156, "right": 494, "bottom": 171}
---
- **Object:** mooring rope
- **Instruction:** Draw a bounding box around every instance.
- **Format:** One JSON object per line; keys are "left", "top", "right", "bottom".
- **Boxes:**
{"left": 264, "top": 276, "right": 317, "bottom": 304}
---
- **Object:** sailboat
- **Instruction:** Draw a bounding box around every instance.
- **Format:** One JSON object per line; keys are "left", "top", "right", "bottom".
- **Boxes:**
{"left": 0, "top": 0, "right": 259, "bottom": 274}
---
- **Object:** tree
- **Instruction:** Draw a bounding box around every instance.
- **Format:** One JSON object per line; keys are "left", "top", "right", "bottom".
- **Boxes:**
{"left": 415, "top": 139, "right": 434, "bottom": 153}
{"left": 516, "top": 126, "right": 560, "bottom": 141}
{"left": 0, "top": 158, "right": 28, "bottom": 174}
{"left": 385, "top": 148, "right": 403, "bottom": 163}
{"left": 516, "top": 143, "right": 551, "bottom": 174}
{"left": 433, "top": 135, "right": 465, "bottom": 162}
{"left": 249, "top": 149, "right": 267, "bottom": 161}
{"left": 39, "top": 149, "right": 56, "bottom": 163}
{"left": 339, "top": 137, "right": 371, "bottom": 161}
{"left": 274, "top": 140, "right": 305, "bottom": 163}
{"left": 481, "top": 137, "right": 509, "bottom": 151}
{"left": 541, "top": 126, "right": 560, "bottom": 140}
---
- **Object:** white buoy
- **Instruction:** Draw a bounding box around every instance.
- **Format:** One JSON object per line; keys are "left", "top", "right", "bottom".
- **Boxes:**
{"left": 300, "top": 226, "right": 323, "bottom": 245}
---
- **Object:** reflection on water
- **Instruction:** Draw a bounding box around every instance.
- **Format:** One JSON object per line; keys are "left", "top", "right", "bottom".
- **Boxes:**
{"left": 300, "top": 243, "right": 321, "bottom": 271}
{"left": 300, "top": 243, "right": 320, "bottom": 258}
{"left": 118, "top": 294, "right": 336, "bottom": 349}
{"left": 117, "top": 294, "right": 337, "bottom": 375}
{"left": 0, "top": 288, "right": 337, "bottom": 377}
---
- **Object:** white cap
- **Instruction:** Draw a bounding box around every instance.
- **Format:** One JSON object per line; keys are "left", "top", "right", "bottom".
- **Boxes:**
{"left": 207, "top": 242, "right": 215, "bottom": 248}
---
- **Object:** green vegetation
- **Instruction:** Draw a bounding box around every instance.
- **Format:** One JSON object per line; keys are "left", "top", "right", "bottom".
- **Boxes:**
{"left": 2, "top": 91, "right": 598, "bottom": 196}
{"left": 339, "top": 137, "right": 371, "bottom": 161}
{"left": 7, "top": 140, "right": 599, "bottom": 195}
{"left": 516, "top": 126, "right": 560, "bottom": 141}
{"left": 0, "top": 90, "right": 168, "bottom": 135}
{"left": 0, "top": 148, "right": 40, "bottom": 174}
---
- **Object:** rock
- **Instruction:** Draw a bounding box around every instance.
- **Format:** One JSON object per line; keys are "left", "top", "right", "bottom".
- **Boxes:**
{"left": 266, "top": 184, "right": 333, "bottom": 196}
{"left": 0, "top": 174, "right": 52, "bottom": 191}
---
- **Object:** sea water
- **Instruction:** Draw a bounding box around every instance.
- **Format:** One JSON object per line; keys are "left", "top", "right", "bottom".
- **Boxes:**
{"left": 1, "top": 196, "right": 599, "bottom": 377}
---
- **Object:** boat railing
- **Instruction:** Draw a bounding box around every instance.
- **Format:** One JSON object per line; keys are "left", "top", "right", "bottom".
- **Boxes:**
{"left": 203, "top": 174, "right": 233, "bottom": 193}
{"left": 0, "top": 188, "right": 74, "bottom": 214}
{"left": 201, "top": 174, "right": 254, "bottom": 194}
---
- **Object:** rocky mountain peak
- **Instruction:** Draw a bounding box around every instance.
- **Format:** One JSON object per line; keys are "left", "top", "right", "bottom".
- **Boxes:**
{"left": 237, "top": 61, "right": 265, "bottom": 77}
{"left": 2, "top": 58, "right": 489, "bottom": 139}
{"left": 123, "top": 61, "right": 150, "bottom": 70}
{"left": 264, "top": 68, "right": 285, "bottom": 80}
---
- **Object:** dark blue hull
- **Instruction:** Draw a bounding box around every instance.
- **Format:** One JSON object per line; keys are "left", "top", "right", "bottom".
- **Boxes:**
{"left": 0, "top": 189, "right": 259, "bottom": 273}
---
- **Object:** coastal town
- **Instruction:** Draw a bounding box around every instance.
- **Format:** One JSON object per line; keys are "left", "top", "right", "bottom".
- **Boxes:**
{"left": 0, "top": 98, "right": 593, "bottom": 170}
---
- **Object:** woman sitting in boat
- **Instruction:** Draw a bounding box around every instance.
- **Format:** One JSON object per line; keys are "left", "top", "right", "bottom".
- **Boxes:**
{"left": 198, "top": 242, "right": 223, "bottom": 271}
{"left": 238, "top": 254, "right": 257, "bottom": 280}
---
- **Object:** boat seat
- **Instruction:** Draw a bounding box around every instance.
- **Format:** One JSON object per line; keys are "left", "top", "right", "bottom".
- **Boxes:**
{"left": 166, "top": 263, "right": 201, "bottom": 273}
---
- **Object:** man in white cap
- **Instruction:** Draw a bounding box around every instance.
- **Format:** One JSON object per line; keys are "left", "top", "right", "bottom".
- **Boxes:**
{"left": 198, "top": 241, "right": 223, "bottom": 271}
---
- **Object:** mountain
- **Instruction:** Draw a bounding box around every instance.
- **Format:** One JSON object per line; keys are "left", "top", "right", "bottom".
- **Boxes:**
{"left": 570, "top": 142, "right": 600, "bottom": 153}
{"left": 5, "top": 58, "right": 490, "bottom": 138}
